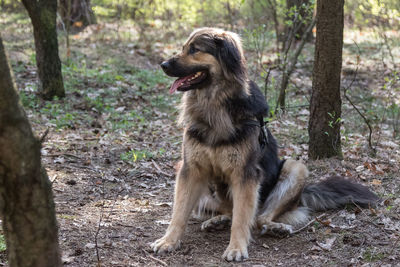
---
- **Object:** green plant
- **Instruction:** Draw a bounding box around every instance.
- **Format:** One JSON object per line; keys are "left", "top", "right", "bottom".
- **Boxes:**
{"left": 363, "top": 248, "right": 385, "bottom": 262}
{"left": 19, "top": 91, "right": 39, "bottom": 109}
{"left": 121, "top": 149, "right": 154, "bottom": 162}
{"left": 121, "top": 148, "right": 165, "bottom": 162}
{"left": 0, "top": 234, "right": 6, "bottom": 252}
{"left": 54, "top": 112, "right": 76, "bottom": 129}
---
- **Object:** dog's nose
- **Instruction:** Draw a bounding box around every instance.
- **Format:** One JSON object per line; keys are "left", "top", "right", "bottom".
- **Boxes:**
{"left": 160, "top": 61, "right": 170, "bottom": 71}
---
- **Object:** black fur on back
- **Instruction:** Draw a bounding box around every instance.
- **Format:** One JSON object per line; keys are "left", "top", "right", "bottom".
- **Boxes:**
{"left": 301, "top": 176, "right": 380, "bottom": 211}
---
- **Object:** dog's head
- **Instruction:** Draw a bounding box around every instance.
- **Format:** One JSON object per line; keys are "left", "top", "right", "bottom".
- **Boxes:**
{"left": 161, "top": 28, "right": 248, "bottom": 94}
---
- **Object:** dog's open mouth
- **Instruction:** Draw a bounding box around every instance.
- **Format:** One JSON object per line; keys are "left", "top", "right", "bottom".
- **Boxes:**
{"left": 169, "top": 71, "right": 208, "bottom": 94}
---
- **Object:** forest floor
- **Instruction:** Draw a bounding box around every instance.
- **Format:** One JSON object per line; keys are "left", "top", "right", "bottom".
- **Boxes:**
{"left": 1, "top": 12, "right": 400, "bottom": 267}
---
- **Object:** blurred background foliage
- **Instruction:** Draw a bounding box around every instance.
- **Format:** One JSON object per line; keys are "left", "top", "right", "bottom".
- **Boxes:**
{"left": 1, "top": 0, "right": 399, "bottom": 50}
{"left": 2, "top": 0, "right": 399, "bottom": 38}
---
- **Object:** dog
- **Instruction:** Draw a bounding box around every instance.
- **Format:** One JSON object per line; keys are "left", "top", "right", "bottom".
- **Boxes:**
{"left": 151, "top": 28, "right": 379, "bottom": 261}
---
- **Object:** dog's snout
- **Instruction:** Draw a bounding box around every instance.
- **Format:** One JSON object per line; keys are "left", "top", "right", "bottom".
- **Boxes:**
{"left": 160, "top": 61, "right": 170, "bottom": 71}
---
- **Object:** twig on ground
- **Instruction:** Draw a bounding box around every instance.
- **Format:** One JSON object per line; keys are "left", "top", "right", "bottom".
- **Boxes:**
{"left": 389, "top": 235, "right": 400, "bottom": 255}
{"left": 94, "top": 174, "right": 106, "bottom": 267}
{"left": 39, "top": 128, "right": 49, "bottom": 143}
{"left": 351, "top": 201, "right": 391, "bottom": 237}
{"left": 46, "top": 153, "right": 82, "bottom": 159}
{"left": 94, "top": 173, "right": 125, "bottom": 267}
{"left": 142, "top": 249, "right": 168, "bottom": 266}
{"left": 291, "top": 213, "right": 327, "bottom": 235}
{"left": 50, "top": 174, "right": 58, "bottom": 184}
{"left": 152, "top": 160, "right": 173, "bottom": 178}
{"left": 291, "top": 209, "right": 346, "bottom": 235}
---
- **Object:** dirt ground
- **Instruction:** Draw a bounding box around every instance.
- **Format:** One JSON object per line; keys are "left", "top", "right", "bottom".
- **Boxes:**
{"left": 1, "top": 14, "right": 400, "bottom": 267}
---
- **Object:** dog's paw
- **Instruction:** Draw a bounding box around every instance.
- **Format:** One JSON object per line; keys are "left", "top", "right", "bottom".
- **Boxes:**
{"left": 150, "top": 237, "right": 181, "bottom": 254}
{"left": 260, "top": 223, "right": 293, "bottom": 237}
{"left": 222, "top": 244, "right": 248, "bottom": 262}
{"left": 201, "top": 215, "right": 231, "bottom": 231}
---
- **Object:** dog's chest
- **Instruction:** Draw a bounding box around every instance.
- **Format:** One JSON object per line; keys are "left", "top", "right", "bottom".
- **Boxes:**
{"left": 186, "top": 141, "right": 248, "bottom": 178}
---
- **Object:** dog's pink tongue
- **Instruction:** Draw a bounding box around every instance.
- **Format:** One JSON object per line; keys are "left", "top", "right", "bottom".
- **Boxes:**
{"left": 169, "top": 76, "right": 190, "bottom": 94}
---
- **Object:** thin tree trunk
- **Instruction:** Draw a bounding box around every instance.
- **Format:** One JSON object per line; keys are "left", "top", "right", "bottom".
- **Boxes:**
{"left": 308, "top": 0, "right": 344, "bottom": 159}
{"left": 59, "top": 0, "right": 97, "bottom": 29}
{"left": 285, "top": 0, "right": 313, "bottom": 42}
{"left": 21, "top": 0, "right": 65, "bottom": 100}
{"left": 276, "top": 17, "right": 316, "bottom": 112}
{"left": 0, "top": 35, "right": 61, "bottom": 267}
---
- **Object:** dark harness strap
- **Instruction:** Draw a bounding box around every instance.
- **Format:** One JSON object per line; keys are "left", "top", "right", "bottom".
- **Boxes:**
{"left": 241, "top": 117, "right": 269, "bottom": 149}
{"left": 257, "top": 115, "right": 269, "bottom": 149}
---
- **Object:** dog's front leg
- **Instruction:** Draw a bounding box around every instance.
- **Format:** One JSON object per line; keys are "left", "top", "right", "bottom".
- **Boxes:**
{"left": 151, "top": 165, "right": 205, "bottom": 254}
{"left": 223, "top": 178, "right": 259, "bottom": 261}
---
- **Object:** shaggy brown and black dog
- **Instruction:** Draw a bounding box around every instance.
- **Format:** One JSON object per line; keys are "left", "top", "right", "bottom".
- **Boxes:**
{"left": 151, "top": 28, "right": 378, "bottom": 261}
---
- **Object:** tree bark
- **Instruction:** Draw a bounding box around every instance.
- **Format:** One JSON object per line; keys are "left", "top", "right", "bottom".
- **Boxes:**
{"left": 308, "top": 0, "right": 344, "bottom": 159}
{"left": 21, "top": 0, "right": 65, "bottom": 100}
{"left": 0, "top": 35, "right": 61, "bottom": 267}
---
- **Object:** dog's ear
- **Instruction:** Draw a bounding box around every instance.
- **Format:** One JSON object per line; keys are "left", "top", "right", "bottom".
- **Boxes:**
{"left": 214, "top": 34, "right": 247, "bottom": 87}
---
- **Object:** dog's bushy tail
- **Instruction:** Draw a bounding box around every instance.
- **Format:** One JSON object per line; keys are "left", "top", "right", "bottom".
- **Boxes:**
{"left": 301, "top": 176, "right": 379, "bottom": 211}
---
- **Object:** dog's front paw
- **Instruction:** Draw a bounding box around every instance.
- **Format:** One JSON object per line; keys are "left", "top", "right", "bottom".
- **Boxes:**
{"left": 150, "top": 236, "right": 181, "bottom": 254}
{"left": 222, "top": 244, "right": 248, "bottom": 262}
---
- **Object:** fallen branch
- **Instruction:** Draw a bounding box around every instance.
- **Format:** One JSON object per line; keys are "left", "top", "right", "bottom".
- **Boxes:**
{"left": 142, "top": 249, "right": 168, "bottom": 266}
{"left": 291, "top": 213, "right": 327, "bottom": 235}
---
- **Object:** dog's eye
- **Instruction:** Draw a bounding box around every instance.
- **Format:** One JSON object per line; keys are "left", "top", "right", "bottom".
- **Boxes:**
{"left": 189, "top": 46, "right": 199, "bottom": 54}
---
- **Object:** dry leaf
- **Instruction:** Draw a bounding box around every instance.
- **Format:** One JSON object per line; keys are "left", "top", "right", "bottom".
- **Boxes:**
{"left": 316, "top": 236, "right": 336, "bottom": 251}
{"left": 371, "top": 179, "right": 382, "bottom": 185}
{"left": 355, "top": 165, "right": 364, "bottom": 172}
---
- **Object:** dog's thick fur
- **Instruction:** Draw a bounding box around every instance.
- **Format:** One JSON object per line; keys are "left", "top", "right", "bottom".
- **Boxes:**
{"left": 151, "top": 28, "right": 379, "bottom": 261}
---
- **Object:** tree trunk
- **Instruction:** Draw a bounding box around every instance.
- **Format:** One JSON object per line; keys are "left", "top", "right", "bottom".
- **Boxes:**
{"left": 59, "top": 0, "right": 96, "bottom": 30}
{"left": 308, "top": 0, "right": 344, "bottom": 159}
{"left": 0, "top": 35, "right": 61, "bottom": 267}
{"left": 21, "top": 0, "right": 65, "bottom": 100}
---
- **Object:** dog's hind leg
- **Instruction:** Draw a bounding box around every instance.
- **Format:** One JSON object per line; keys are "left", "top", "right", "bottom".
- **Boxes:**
{"left": 200, "top": 183, "right": 233, "bottom": 231}
{"left": 257, "top": 159, "right": 308, "bottom": 236}
{"left": 151, "top": 163, "right": 207, "bottom": 254}
{"left": 201, "top": 214, "right": 231, "bottom": 231}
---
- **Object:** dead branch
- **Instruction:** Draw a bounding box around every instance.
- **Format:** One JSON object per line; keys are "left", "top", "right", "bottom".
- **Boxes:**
{"left": 343, "top": 41, "right": 376, "bottom": 153}
{"left": 142, "top": 249, "right": 168, "bottom": 266}
{"left": 290, "top": 213, "right": 327, "bottom": 235}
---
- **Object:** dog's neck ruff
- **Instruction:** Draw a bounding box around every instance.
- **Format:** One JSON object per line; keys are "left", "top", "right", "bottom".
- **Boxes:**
{"left": 180, "top": 83, "right": 269, "bottom": 147}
